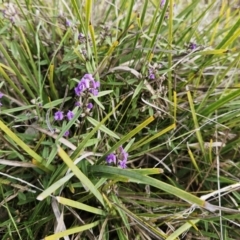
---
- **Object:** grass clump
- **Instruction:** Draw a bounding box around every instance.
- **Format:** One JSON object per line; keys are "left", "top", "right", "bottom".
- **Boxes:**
{"left": 0, "top": 0, "right": 240, "bottom": 239}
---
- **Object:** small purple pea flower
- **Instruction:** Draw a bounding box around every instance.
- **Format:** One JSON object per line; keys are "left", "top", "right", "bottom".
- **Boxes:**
{"left": 189, "top": 42, "right": 197, "bottom": 50}
{"left": 106, "top": 153, "right": 116, "bottom": 164}
{"left": 66, "top": 19, "right": 71, "bottom": 27}
{"left": 119, "top": 159, "right": 127, "bottom": 169}
{"left": 118, "top": 146, "right": 128, "bottom": 162}
{"left": 160, "top": 0, "right": 166, "bottom": 7}
{"left": 54, "top": 111, "right": 64, "bottom": 121}
{"left": 74, "top": 80, "right": 86, "bottom": 96}
{"left": 74, "top": 74, "right": 100, "bottom": 97}
{"left": 89, "top": 88, "right": 99, "bottom": 96}
{"left": 87, "top": 103, "right": 93, "bottom": 109}
{"left": 66, "top": 110, "right": 74, "bottom": 120}
{"left": 64, "top": 130, "right": 70, "bottom": 137}
{"left": 106, "top": 146, "right": 128, "bottom": 169}
{"left": 149, "top": 73, "right": 155, "bottom": 80}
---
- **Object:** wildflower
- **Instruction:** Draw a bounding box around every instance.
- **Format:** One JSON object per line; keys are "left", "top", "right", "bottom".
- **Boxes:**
{"left": 94, "top": 81, "right": 100, "bottom": 88}
{"left": 106, "top": 146, "right": 128, "bottom": 169}
{"left": 66, "top": 19, "right": 71, "bottom": 27}
{"left": 148, "top": 69, "right": 155, "bottom": 80}
{"left": 149, "top": 72, "right": 155, "bottom": 80}
{"left": 189, "top": 42, "right": 197, "bottom": 50}
{"left": 64, "top": 130, "right": 70, "bottom": 137}
{"left": 54, "top": 111, "right": 64, "bottom": 121}
{"left": 74, "top": 74, "right": 100, "bottom": 96}
{"left": 160, "top": 0, "right": 166, "bottom": 7}
{"left": 119, "top": 159, "right": 127, "bottom": 169}
{"left": 82, "top": 74, "right": 95, "bottom": 86}
{"left": 106, "top": 153, "right": 116, "bottom": 164}
{"left": 118, "top": 146, "right": 128, "bottom": 162}
{"left": 89, "top": 88, "right": 99, "bottom": 96}
{"left": 87, "top": 103, "right": 93, "bottom": 109}
{"left": 66, "top": 110, "right": 74, "bottom": 120}
{"left": 78, "top": 33, "right": 86, "bottom": 43}
{"left": 74, "top": 80, "right": 86, "bottom": 96}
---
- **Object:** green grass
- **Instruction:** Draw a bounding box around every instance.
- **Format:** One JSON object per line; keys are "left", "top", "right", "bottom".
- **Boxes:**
{"left": 0, "top": 0, "right": 240, "bottom": 239}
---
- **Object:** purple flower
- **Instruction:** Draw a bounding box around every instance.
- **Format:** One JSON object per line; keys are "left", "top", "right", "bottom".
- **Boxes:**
{"left": 119, "top": 160, "right": 127, "bottom": 169}
{"left": 106, "top": 153, "right": 116, "bottom": 164}
{"left": 106, "top": 146, "right": 128, "bottom": 168}
{"left": 66, "top": 110, "right": 74, "bottom": 120}
{"left": 148, "top": 68, "right": 155, "bottom": 80}
{"left": 75, "top": 80, "right": 86, "bottom": 96}
{"left": 0, "top": 92, "right": 3, "bottom": 98}
{"left": 95, "top": 81, "right": 100, "bottom": 88}
{"left": 118, "top": 146, "right": 128, "bottom": 162}
{"left": 189, "top": 42, "right": 197, "bottom": 50}
{"left": 74, "top": 74, "right": 100, "bottom": 97}
{"left": 149, "top": 73, "right": 155, "bottom": 80}
{"left": 78, "top": 33, "right": 85, "bottom": 43}
{"left": 54, "top": 111, "right": 64, "bottom": 121}
{"left": 160, "top": 0, "right": 166, "bottom": 7}
{"left": 66, "top": 19, "right": 71, "bottom": 27}
{"left": 64, "top": 130, "right": 70, "bottom": 137}
{"left": 83, "top": 73, "right": 95, "bottom": 83}
{"left": 87, "top": 103, "right": 93, "bottom": 109}
{"left": 89, "top": 88, "right": 99, "bottom": 96}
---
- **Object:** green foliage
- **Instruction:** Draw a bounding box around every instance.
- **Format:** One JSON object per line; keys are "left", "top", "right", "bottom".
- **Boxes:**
{"left": 0, "top": 0, "right": 240, "bottom": 239}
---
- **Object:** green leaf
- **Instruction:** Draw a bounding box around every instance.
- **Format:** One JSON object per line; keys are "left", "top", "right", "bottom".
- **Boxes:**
{"left": 87, "top": 117, "right": 120, "bottom": 139}
{"left": 91, "top": 166, "right": 206, "bottom": 208}
{"left": 57, "top": 196, "right": 106, "bottom": 216}
{"left": 44, "top": 220, "right": 100, "bottom": 240}
{"left": 57, "top": 146, "right": 105, "bottom": 207}
{"left": 0, "top": 120, "right": 54, "bottom": 172}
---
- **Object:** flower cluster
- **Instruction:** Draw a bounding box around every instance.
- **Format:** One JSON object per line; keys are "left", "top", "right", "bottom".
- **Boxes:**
{"left": 53, "top": 110, "right": 74, "bottom": 137}
{"left": 148, "top": 68, "right": 155, "bottom": 80}
{"left": 54, "top": 110, "right": 74, "bottom": 121}
{"left": 106, "top": 146, "right": 128, "bottom": 169}
{"left": 74, "top": 74, "right": 100, "bottom": 97}
{"left": 0, "top": 92, "right": 4, "bottom": 106}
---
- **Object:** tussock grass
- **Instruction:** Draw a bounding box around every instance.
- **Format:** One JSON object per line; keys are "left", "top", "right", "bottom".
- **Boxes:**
{"left": 0, "top": 0, "right": 240, "bottom": 239}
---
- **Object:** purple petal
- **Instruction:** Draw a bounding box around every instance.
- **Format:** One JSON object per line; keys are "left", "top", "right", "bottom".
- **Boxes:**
{"left": 83, "top": 74, "right": 95, "bottom": 82}
{"left": 54, "top": 111, "right": 64, "bottom": 121}
{"left": 89, "top": 88, "right": 99, "bottom": 96}
{"left": 118, "top": 146, "right": 128, "bottom": 162}
{"left": 64, "top": 130, "right": 70, "bottom": 137}
{"left": 106, "top": 153, "right": 116, "bottom": 164}
{"left": 149, "top": 73, "right": 155, "bottom": 80}
{"left": 160, "top": 0, "right": 166, "bottom": 7}
{"left": 119, "top": 160, "right": 127, "bottom": 169}
{"left": 87, "top": 103, "right": 93, "bottom": 109}
{"left": 66, "top": 110, "right": 74, "bottom": 121}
